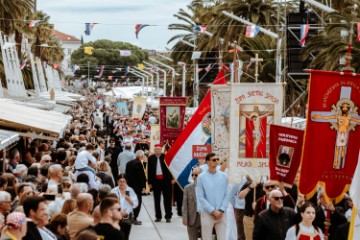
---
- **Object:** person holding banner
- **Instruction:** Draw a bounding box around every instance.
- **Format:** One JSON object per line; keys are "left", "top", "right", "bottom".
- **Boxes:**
{"left": 196, "top": 153, "right": 230, "bottom": 240}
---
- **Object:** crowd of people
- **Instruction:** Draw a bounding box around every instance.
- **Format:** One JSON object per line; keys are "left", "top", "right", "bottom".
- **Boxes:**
{"left": 0, "top": 90, "right": 355, "bottom": 240}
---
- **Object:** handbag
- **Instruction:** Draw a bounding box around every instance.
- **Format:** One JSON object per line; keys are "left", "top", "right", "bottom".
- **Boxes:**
{"left": 121, "top": 212, "right": 134, "bottom": 225}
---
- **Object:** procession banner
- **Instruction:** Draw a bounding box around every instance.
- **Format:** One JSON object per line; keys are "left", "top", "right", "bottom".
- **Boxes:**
{"left": 192, "top": 145, "right": 212, "bottom": 159}
{"left": 228, "top": 83, "right": 283, "bottom": 184}
{"left": 299, "top": 70, "right": 360, "bottom": 201}
{"left": 349, "top": 152, "right": 360, "bottom": 240}
{"left": 211, "top": 84, "right": 231, "bottom": 162}
{"left": 132, "top": 97, "right": 147, "bottom": 119}
{"left": 269, "top": 125, "right": 304, "bottom": 186}
{"left": 150, "top": 125, "right": 160, "bottom": 153}
{"left": 159, "top": 97, "right": 187, "bottom": 145}
{"left": 165, "top": 69, "right": 226, "bottom": 188}
{"left": 117, "top": 102, "right": 129, "bottom": 116}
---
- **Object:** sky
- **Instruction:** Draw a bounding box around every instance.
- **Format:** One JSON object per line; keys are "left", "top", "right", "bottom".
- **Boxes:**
{"left": 37, "top": 0, "right": 190, "bottom": 50}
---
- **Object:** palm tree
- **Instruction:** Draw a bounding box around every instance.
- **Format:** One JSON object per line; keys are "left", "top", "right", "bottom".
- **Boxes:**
{"left": 0, "top": 0, "right": 34, "bottom": 35}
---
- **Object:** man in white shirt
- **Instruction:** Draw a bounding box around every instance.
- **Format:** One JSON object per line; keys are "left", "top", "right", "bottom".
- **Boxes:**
{"left": 74, "top": 144, "right": 97, "bottom": 174}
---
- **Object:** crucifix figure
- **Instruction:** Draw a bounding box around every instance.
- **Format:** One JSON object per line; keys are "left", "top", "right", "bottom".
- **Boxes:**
{"left": 250, "top": 53, "right": 263, "bottom": 83}
{"left": 241, "top": 105, "right": 273, "bottom": 158}
{"left": 311, "top": 86, "right": 360, "bottom": 169}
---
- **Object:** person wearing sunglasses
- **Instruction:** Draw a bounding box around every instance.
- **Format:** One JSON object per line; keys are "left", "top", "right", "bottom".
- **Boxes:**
{"left": 197, "top": 153, "right": 230, "bottom": 240}
{"left": 182, "top": 167, "right": 202, "bottom": 240}
{"left": 92, "top": 197, "right": 125, "bottom": 240}
{"left": 254, "top": 180, "right": 295, "bottom": 217}
{"left": 253, "top": 189, "right": 297, "bottom": 240}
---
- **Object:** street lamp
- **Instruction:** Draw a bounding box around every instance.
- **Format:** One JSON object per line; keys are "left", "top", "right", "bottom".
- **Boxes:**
{"left": 129, "top": 70, "right": 145, "bottom": 96}
{"left": 130, "top": 68, "right": 149, "bottom": 97}
{"left": 149, "top": 57, "right": 178, "bottom": 97}
{"left": 144, "top": 61, "right": 166, "bottom": 97}
{"left": 134, "top": 66, "right": 154, "bottom": 99}
{"left": 178, "top": 62, "right": 186, "bottom": 97}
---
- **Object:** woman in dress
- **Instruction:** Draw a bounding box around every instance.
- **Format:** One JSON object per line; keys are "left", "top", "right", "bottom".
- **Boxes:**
{"left": 110, "top": 173, "right": 138, "bottom": 240}
{"left": 285, "top": 201, "right": 324, "bottom": 240}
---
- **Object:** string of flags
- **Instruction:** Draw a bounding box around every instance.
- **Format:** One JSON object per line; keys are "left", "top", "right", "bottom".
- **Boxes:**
{"left": 29, "top": 20, "right": 45, "bottom": 29}
{"left": 120, "top": 50, "right": 132, "bottom": 56}
{"left": 135, "top": 24, "right": 150, "bottom": 39}
{"left": 84, "top": 23, "right": 97, "bottom": 36}
{"left": 97, "top": 65, "right": 105, "bottom": 78}
{"left": 193, "top": 25, "right": 207, "bottom": 33}
{"left": 20, "top": 59, "right": 28, "bottom": 69}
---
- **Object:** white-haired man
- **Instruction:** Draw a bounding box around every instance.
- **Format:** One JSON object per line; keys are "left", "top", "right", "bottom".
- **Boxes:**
{"left": 48, "top": 164, "right": 63, "bottom": 186}
{"left": 0, "top": 191, "right": 12, "bottom": 226}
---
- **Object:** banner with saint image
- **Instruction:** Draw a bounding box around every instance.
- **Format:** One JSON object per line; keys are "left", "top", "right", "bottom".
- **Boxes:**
{"left": 150, "top": 124, "right": 160, "bottom": 153}
{"left": 159, "top": 97, "right": 187, "bottom": 145}
{"left": 299, "top": 70, "right": 360, "bottom": 201}
{"left": 228, "top": 83, "right": 283, "bottom": 184}
{"left": 132, "top": 97, "right": 147, "bottom": 119}
{"left": 269, "top": 125, "right": 304, "bottom": 186}
{"left": 117, "top": 102, "right": 129, "bottom": 116}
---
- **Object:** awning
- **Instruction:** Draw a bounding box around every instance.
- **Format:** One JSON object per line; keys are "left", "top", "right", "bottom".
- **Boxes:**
{"left": 0, "top": 130, "right": 19, "bottom": 150}
{"left": 0, "top": 99, "right": 72, "bottom": 140}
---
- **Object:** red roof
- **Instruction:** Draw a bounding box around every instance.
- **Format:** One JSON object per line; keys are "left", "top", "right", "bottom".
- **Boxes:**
{"left": 52, "top": 29, "right": 80, "bottom": 42}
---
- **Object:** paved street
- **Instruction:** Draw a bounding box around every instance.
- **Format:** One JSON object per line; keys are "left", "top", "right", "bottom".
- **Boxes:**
{"left": 131, "top": 193, "right": 188, "bottom": 240}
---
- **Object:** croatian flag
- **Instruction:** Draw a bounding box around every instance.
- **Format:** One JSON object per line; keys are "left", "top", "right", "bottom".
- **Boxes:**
{"left": 98, "top": 65, "right": 104, "bottom": 78}
{"left": 29, "top": 20, "right": 45, "bottom": 29}
{"left": 300, "top": 24, "right": 310, "bottom": 47}
{"left": 165, "top": 68, "right": 226, "bottom": 188}
{"left": 85, "top": 23, "right": 97, "bottom": 36}
{"left": 135, "top": 24, "right": 150, "bottom": 39}
{"left": 20, "top": 60, "right": 27, "bottom": 70}
{"left": 245, "top": 25, "right": 260, "bottom": 38}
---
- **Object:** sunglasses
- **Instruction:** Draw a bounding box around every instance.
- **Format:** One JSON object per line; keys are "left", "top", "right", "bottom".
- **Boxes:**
{"left": 211, "top": 158, "right": 219, "bottom": 162}
{"left": 272, "top": 196, "right": 284, "bottom": 201}
{"left": 192, "top": 174, "right": 198, "bottom": 177}
{"left": 265, "top": 185, "right": 276, "bottom": 190}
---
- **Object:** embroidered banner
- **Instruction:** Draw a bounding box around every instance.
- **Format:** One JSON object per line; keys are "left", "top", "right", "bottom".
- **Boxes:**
{"left": 117, "top": 102, "right": 129, "bottom": 116}
{"left": 269, "top": 125, "right": 304, "bottom": 186}
{"left": 150, "top": 124, "right": 160, "bottom": 153}
{"left": 211, "top": 84, "right": 231, "bottom": 163}
{"left": 159, "top": 97, "right": 187, "bottom": 145}
{"left": 132, "top": 97, "right": 147, "bottom": 119}
{"left": 228, "top": 83, "right": 283, "bottom": 183}
{"left": 299, "top": 70, "right": 360, "bottom": 200}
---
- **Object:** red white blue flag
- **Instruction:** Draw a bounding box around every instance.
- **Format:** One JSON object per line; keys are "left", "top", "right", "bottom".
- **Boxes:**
{"left": 300, "top": 24, "right": 310, "bottom": 47}
{"left": 135, "top": 24, "right": 150, "bottom": 39}
{"left": 29, "top": 20, "right": 45, "bottom": 29}
{"left": 245, "top": 25, "right": 260, "bottom": 38}
{"left": 165, "top": 68, "right": 226, "bottom": 188}
{"left": 98, "top": 65, "right": 104, "bottom": 78}
{"left": 20, "top": 60, "right": 28, "bottom": 70}
{"left": 85, "top": 23, "right": 97, "bottom": 36}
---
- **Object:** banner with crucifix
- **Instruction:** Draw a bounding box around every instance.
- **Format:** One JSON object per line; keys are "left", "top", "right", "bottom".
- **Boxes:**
{"left": 228, "top": 83, "right": 283, "bottom": 183}
{"left": 211, "top": 84, "right": 231, "bottom": 163}
{"left": 299, "top": 70, "right": 360, "bottom": 201}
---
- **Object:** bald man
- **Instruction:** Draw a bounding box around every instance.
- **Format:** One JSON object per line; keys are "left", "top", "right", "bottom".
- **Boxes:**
{"left": 67, "top": 193, "right": 94, "bottom": 239}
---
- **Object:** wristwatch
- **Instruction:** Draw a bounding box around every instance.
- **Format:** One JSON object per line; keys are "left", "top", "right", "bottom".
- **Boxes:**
{"left": 218, "top": 209, "right": 224, "bottom": 213}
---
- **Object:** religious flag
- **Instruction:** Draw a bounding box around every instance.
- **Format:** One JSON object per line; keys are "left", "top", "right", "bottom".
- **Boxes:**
{"left": 357, "top": 23, "right": 360, "bottom": 42}
{"left": 269, "top": 125, "right": 304, "bottom": 186}
{"left": 120, "top": 50, "right": 132, "bottom": 56}
{"left": 84, "top": 46, "right": 94, "bottom": 55}
{"left": 135, "top": 24, "right": 150, "bottom": 39}
{"left": 300, "top": 24, "right": 310, "bottom": 47}
{"left": 165, "top": 69, "right": 226, "bottom": 188}
{"left": 349, "top": 152, "right": 360, "bottom": 240}
{"left": 84, "top": 23, "right": 97, "bottom": 36}
{"left": 299, "top": 70, "right": 360, "bottom": 201}
{"left": 72, "top": 64, "right": 80, "bottom": 73}
{"left": 98, "top": 65, "right": 104, "bottom": 78}
{"left": 150, "top": 125, "right": 160, "bottom": 153}
{"left": 245, "top": 25, "right": 260, "bottom": 38}
{"left": 117, "top": 102, "right": 129, "bottom": 115}
{"left": 29, "top": 20, "right": 45, "bottom": 29}
{"left": 132, "top": 97, "right": 147, "bottom": 119}
{"left": 137, "top": 63, "right": 144, "bottom": 70}
{"left": 20, "top": 60, "right": 28, "bottom": 70}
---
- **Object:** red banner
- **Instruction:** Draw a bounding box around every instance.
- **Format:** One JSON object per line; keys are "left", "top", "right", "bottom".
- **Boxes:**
{"left": 192, "top": 145, "right": 211, "bottom": 159}
{"left": 160, "top": 97, "right": 187, "bottom": 145}
{"left": 269, "top": 125, "right": 304, "bottom": 186}
{"left": 299, "top": 70, "right": 360, "bottom": 200}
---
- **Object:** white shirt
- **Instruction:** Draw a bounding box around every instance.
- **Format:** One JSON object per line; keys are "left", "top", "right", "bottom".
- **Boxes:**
{"left": 156, "top": 156, "right": 163, "bottom": 175}
{"left": 111, "top": 186, "right": 139, "bottom": 214}
{"left": 74, "top": 150, "right": 97, "bottom": 169}
{"left": 73, "top": 170, "right": 100, "bottom": 190}
{"left": 149, "top": 116, "right": 157, "bottom": 124}
{"left": 38, "top": 226, "right": 57, "bottom": 240}
{"left": 285, "top": 223, "right": 324, "bottom": 240}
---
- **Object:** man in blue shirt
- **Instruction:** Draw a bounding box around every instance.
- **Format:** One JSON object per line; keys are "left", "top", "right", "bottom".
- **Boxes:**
{"left": 197, "top": 153, "right": 230, "bottom": 240}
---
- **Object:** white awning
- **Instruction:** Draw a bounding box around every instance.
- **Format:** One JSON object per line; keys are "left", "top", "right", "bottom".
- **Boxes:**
{"left": 0, "top": 99, "right": 72, "bottom": 140}
{"left": 0, "top": 130, "right": 19, "bottom": 150}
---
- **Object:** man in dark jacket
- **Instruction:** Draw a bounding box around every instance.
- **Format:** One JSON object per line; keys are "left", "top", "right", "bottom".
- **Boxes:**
{"left": 23, "top": 196, "right": 47, "bottom": 240}
{"left": 253, "top": 189, "right": 297, "bottom": 240}
{"left": 106, "top": 138, "right": 123, "bottom": 180}
{"left": 147, "top": 144, "right": 173, "bottom": 222}
{"left": 125, "top": 150, "right": 147, "bottom": 225}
